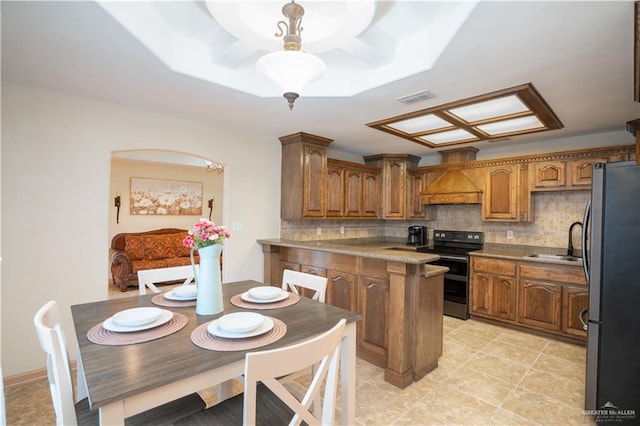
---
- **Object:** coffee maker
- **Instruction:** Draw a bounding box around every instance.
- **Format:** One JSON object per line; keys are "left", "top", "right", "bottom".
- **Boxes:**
{"left": 407, "top": 226, "right": 428, "bottom": 246}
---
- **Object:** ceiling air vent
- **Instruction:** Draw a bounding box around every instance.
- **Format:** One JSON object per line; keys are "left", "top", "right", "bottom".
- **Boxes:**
{"left": 397, "top": 89, "right": 436, "bottom": 105}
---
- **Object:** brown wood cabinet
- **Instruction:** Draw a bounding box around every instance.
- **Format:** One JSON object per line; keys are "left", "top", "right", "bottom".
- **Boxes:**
{"left": 532, "top": 158, "right": 608, "bottom": 191}
{"left": 364, "top": 154, "right": 420, "bottom": 219}
{"left": 532, "top": 161, "right": 566, "bottom": 189}
{"left": 483, "top": 165, "right": 519, "bottom": 221}
{"left": 363, "top": 171, "right": 380, "bottom": 217}
{"left": 563, "top": 285, "right": 589, "bottom": 337}
{"left": 260, "top": 242, "right": 446, "bottom": 389}
{"left": 518, "top": 279, "right": 562, "bottom": 331}
{"left": 325, "top": 159, "right": 380, "bottom": 219}
{"left": 407, "top": 169, "right": 434, "bottom": 219}
{"left": 470, "top": 255, "right": 588, "bottom": 340}
{"left": 345, "top": 168, "right": 363, "bottom": 217}
{"left": 357, "top": 275, "right": 389, "bottom": 366}
{"left": 280, "top": 132, "right": 333, "bottom": 219}
{"left": 327, "top": 270, "right": 357, "bottom": 312}
{"left": 569, "top": 158, "right": 607, "bottom": 187}
{"left": 326, "top": 164, "right": 344, "bottom": 217}
{"left": 470, "top": 258, "right": 517, "bottom": 321}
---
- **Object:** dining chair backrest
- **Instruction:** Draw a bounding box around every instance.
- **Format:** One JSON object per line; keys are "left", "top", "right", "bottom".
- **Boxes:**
{"left": 281, "top": 269, "right": 328, "bottom": 303}
{"left": 243, "top": 318, "right": 346, "bottom": 425}
{"left": 33, "top": 300, "right": 77, "bottom": 426}
{"left": 137, "top": 264, "right": 199, "bottom": 295}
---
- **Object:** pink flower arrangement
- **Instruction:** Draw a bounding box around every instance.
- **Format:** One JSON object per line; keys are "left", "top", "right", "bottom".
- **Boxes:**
{"left": 183, "top": 218, "right": 231, "bottom": 250}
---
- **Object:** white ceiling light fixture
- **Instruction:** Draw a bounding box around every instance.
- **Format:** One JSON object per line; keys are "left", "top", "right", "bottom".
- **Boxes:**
{"left": 256, "top": 1, "right": 326, "bottom": 110}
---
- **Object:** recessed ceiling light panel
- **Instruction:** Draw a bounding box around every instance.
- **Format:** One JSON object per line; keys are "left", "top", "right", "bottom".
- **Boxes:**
{"left": 388, "top": 114, "right": 452, "bottom": 133}
{"left": 476, "top": 115, "right": 545, "bottom": 136}
{"left": 420, "top": 129, "right": 477, "bottom": 144}
{"left": 448, "top": 95, "right": 528, "bottom": 123}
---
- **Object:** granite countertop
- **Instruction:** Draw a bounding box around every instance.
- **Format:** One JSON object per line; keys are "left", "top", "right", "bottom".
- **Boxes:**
{"left": 257, "top": 237, "right": 440, "bottom": 265}
{"left": 470, "top": 243, "right": 584, "bottom": 266}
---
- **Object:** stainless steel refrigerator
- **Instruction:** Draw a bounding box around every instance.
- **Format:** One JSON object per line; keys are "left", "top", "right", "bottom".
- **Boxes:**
{"left": 581, "top": 161, "right": 640, "bottom": 423}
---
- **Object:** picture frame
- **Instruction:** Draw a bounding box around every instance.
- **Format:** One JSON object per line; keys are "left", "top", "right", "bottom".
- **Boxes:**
{"left": 130, "top": 177, "right": 203, "bottom": 215}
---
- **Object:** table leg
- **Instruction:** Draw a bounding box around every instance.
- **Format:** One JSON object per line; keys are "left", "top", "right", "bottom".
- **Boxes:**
{"left": 75, "top": 348, "right": 88, "bottom": 401}
{"left": 341, "top": 322, "right": 356, "bottom": 425}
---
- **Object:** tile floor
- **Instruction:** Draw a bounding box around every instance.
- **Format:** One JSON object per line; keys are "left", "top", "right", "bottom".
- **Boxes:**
{"left": 5, "top": 285, "right": 595, "bottom": 425}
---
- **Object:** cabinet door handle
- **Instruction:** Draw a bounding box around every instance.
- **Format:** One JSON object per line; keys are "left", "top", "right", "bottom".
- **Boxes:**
{"left": 578, "top": 307, "right": 588, "bottom": 331}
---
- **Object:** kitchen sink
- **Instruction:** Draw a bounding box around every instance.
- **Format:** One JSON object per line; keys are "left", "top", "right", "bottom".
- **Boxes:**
{"left": 527, "top": 253, "right": 582, "bottom": 262}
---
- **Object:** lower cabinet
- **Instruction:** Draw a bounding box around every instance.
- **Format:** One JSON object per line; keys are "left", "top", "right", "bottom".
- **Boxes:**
{"left": 356, "top": 276, "right": 389, "bottom": 366}
{"left": 470, "top": 258, "right": 517, "bottom": 322}
{"left": 470, "top": 256, "right": 588, "bottom": 341}
{"left": 562, "top": 285, "right": 589, "bottom": 337}
{"left": 517, "top": 279, "right": 562, "bottom": 331}
{"left": 327, "top": 270, "right": 356, "bottom": 312}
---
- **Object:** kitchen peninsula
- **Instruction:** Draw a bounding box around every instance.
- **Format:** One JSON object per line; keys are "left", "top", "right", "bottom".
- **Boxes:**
{"left": 257, "top": 237, "right": 447, "bottom": 388}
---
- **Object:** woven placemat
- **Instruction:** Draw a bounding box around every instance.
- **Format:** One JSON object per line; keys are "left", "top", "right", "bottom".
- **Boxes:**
{"left": 151, "top": 293, "right": 197, "bottom": 308}
{"left": 191, "top": 317, "right": 287, "bottom": 352}
{"left": 87, "top": 312, "right": 188, "bottom": 346}
{"left": 229, "top": 292, "right": 300, "bottom": 310}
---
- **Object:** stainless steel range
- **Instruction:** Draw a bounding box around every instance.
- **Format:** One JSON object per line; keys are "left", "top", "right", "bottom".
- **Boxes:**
{"left": 417, "top": 230, "right": 484, "bottom": 319}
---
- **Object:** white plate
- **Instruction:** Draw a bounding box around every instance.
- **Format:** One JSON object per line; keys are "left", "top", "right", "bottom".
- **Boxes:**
{"left": 208, "top": 317, "right": 274, "bottom": 339}
{"left": 112, "top": 307, "right": 163, "bottom": 327}
{"left": 165, "top": 290, "right": 197, "bottom": 301}
{"left": 240, "top": 290, "right": 289, "bottom": 304}
{"left": 172, "top": 285, "right": 197, "bottom": 299}
{"left": 217, "top": 312, "right": 264, "bottom": 333}
{"left": 248, "top": 286, "right": 283, "bottom": 300}
{"left": 103, "top": 309, "right": 173, "bottom": 333}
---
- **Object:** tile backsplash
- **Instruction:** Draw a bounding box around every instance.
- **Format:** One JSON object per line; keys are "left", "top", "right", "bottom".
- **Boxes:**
{"left": 281, "top": 191, "right": 590, "bottom": 249}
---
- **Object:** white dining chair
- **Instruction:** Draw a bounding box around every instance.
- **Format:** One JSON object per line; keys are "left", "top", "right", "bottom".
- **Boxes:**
{"left": 137, "top": 264, "right": 199, "bottom": 295}
{"left": 281, "top": 269, "right": 328, "bottom": 303}
{"left": 33, "top": 300, "right": 206, "bottom": 426}
{"left": 176, "top": 318, "right": 347, "bottom": 426}
{"left": 1, "top": 366, "right": 6, "bottom": 426}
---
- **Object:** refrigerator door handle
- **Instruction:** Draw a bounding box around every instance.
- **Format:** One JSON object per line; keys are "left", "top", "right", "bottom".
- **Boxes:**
{"left": 581, "top": 198, "right": 591, "bottom": 284}
{"left": 578, "top": 307, "right": 588, "bottom": 331}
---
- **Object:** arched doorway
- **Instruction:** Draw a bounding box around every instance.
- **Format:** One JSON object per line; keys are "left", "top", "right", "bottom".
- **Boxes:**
{"left": 108, "top": 150, "right": 225, "bottom": 294}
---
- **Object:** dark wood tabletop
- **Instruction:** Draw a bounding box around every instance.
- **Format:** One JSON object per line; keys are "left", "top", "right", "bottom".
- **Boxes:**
{"left": 71, "top": 280, "right": 361, "bottom": 411}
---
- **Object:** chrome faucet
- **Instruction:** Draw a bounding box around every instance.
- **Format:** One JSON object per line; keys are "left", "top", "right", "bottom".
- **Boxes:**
{"left": 567, "top": 221, "right": 583, "bottom": 257}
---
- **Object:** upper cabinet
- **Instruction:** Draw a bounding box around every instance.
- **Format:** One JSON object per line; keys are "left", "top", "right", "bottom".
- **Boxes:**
{"left": 569, "top": 158, "right": 608, "bottom": 187}
{"left": 532, "top": 158, "right": 608, "bottom": 191}
{"left": 328, "top": 159, "right": 381, "bottom": 219}
{"left": 280, "top": 132, "right": 333, "bottom": 219}
{"left": 364, "top": 154, "right": 420, "bottom": 219}
{"left": 483, "top": 165, "right": 519, "bottom": 221}
{"left": 280, "top": 131, "right": 635, "bottom": 222}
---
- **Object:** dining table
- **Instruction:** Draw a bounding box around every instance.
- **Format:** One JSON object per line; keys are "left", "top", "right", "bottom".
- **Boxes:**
{"left": 71, "top": 279, "right": 361, "bottom": 425}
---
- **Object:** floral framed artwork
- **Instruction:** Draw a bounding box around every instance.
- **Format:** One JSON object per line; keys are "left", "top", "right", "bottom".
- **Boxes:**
{"left": 130, "top": 177, "right": 203, "bottom": 215}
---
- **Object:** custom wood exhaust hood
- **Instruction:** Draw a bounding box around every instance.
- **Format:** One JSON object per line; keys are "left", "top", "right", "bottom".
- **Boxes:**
{"left": 420, "top": 168, "right": 483, "bottom": 205}
{"left": 420, "top": 147, "right": 483, "bottom": 205}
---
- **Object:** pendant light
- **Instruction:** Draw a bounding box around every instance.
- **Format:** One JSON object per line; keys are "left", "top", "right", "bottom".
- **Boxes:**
{"left": 256, "top": 1, "right": 326, "bottom": 110}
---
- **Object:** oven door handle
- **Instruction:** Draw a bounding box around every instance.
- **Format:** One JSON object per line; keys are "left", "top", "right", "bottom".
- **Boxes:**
{"left": 435, "top": 254, "right": 468, "bottom": 262}
{"left": 444, "top": 273, "right": 466, "bottom": 282}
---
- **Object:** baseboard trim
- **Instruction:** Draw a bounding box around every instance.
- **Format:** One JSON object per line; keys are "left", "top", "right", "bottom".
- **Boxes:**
{"left": 4, "top": 361, "right": 77, "bottom": 388}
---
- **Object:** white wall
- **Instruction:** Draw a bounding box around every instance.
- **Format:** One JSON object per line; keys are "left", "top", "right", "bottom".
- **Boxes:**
{"left": 1, "top": 82, "right": 281, "bottom": 376}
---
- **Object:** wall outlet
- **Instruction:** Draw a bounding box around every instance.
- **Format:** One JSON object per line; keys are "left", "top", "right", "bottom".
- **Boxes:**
{"left": 340, "top": 226, "right": 344, "bottom": 235}
{"left": 507, "top": 230, "right": 514, "bottom": 240}
{"left": 232, "top": 221, "right": 242, "bottom": 231}
{"left": 316, "top": 227, "right": 322, "bottom": 236}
